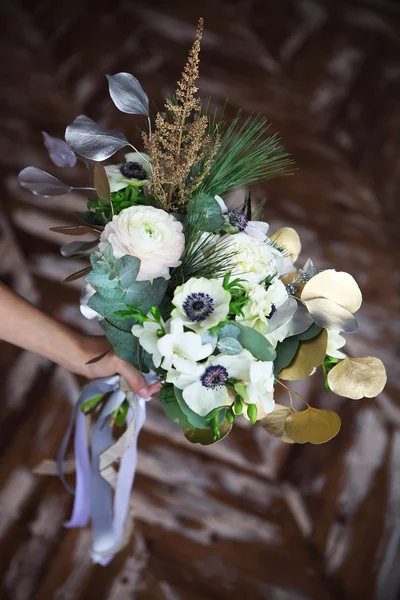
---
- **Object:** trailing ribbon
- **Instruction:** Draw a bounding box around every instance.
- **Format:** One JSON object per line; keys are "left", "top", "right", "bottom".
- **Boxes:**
{"left": 57, "top": 373, "right": 155, "bottom": 564}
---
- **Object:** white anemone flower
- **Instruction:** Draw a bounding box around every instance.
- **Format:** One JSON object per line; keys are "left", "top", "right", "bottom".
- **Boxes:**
{"left": 244, "top": 361, "right": 275, "bottom": 415}
{"left": 215, "top": 195, "right": 269, "bottom": 241}
{"left": 157, "top": 318, "right": 214, "bottom": 373}
{"left": 131, "top": 318, "right": 162, "bottom": 368}
{"left": 171, "top": 277, "right": 231, "bottom": 333}
{"left": 167, "top": 350, "right": 255, "bottom": 417}
{"left": 326, "top": 330, "right": 346, "bottom": 359}
{"left": 104, "top": 152, "right": 152, "bottom": 192}
{"left": 237, "top": 279, "right": 297, "bottom": 347}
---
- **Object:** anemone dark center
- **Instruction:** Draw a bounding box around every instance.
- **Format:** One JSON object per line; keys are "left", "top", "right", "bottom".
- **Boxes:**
{"left": 182, "top": 292, "right": 214, "bottom": 322}
{"left": 267, "top": 303, "right": 277, "bottom": 319}
{"left": 120, "top": 161, "right": 148, "bottom": 180}
{"left": 201, "top": 365, "right": 229, "bottom": 390}
{"left": 228, "top": 210, "right": 248, "bottom": 231}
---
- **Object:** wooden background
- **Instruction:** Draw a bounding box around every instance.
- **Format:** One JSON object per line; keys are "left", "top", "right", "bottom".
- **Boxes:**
{"left": 0, "top": 0, "right": 399, "bottom": 598}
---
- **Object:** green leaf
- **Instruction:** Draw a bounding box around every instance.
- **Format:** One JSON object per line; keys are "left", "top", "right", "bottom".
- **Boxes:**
{"left": 298, "top": 323, "right": 322, "bottom": 341}
{"left": 100, "top": 320, "right": 139, "bottom": 367}
{"left": 75, "top": 210, "right": 103, "bottom": 226}
{"left": 173, "top": 386, "right": 209, "bottom": 429}
{"left": 160, "top": 388, "right": 193, "bottom": 429}
{"left": 217, "top": 323, "right": 240, "bottom": 339}
{"left": 80, "top": 393, "right": 105, "bottom": 414}
{"left": 187, "top": 193, "right": 225, "bottom": 232}
{"left": 273, "top": 324, "right": 322, "bottom": 375}
{"left": 88, "top": 293, "right": 137, "bottom": 331}
{"left": 274, "top": 336, "right": 300, "bottom": 375}
{"left": 236, "top": 323, "right": 276, "bottom": 361}
{"left": 217, "top": 337, "right": 243, "bottom": 355}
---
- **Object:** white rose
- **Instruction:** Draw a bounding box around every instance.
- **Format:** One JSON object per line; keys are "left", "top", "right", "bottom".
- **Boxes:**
{"left": 99, "top": 205, "right": 185, "bottom": 281}
{"left": 225, "top": 232, "right": 278, "bottom": 284}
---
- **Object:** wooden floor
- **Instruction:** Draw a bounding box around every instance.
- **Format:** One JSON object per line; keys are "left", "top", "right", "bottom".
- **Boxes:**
{"left": 0, "top": 0, "right": 399, "bottom": 598}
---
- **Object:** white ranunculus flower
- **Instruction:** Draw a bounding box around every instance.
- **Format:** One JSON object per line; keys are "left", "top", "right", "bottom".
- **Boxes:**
{"left": 214, "top": 195, "right": 269, "bottom": 241}
{"left": 167, "top": 350, "right": 255, "bottom": 417}
{"left": 326, "top": 329, "right": 346, "bottom": 359}
{"left": 157, "top": 318, "right": 214, "bottom": 373}
{"left": 99, "top": 205, "right": 185, "bottom": 282}
{"left": 237, "top": 279, "right": 297, "bottom": 347}
{"left": 224, "top": 232, "right": 278, "bottom": 284}
{"left": 104, "top": 152, "right": 152, "bottom": 192}
{"left": 245, "top": 361, "right": 275, "bottom": 415}
{"left": 171, "top": 277, "right": 231, "bottom": 333}
{"left": 131, "top": 319, "right": 162, "bottom": 368}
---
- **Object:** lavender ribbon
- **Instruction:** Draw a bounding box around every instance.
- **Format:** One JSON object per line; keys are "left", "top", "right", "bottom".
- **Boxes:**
{"left": 57, "top": 374, "right": 151, "bottom": 564}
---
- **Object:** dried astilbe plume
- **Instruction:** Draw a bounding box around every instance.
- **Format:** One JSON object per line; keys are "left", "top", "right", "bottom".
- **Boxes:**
{"left": 144, "top": 18, "right": 219, "bottom": 211}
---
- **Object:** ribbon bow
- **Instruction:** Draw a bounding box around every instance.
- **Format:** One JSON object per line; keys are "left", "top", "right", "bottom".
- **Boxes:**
{"left": 57, "top": 373, "right": 154, "bottom": 565}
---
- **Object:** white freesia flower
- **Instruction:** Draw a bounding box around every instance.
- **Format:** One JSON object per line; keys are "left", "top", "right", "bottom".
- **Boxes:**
{"left": 215, "top": 195, "right": 269, "bottom": 241}
{"left": 157, "top": 318, "right": 214, "bottom": 373}
{"left": 104, "top": 152, "right": 151, "bottom": 192}
{"left": 99, "top": 205, "right": 185, "bottom": 282}
{"left": 326, "top": 329, "right": 346, "bottom": 359}
{"left": 245, "top": 361, "right": 275, "bottom": 415}
{"left": 131, "top": 319, "right": 162, "bottom": 368}
{"left": 167, "top": 350, "right": 255, "bottom": 417}
{"left": 224, "top": 232, "right": 278, "bottom": 284}
{"left": 237, "top": 279, "right": 297, "bottom": 346}
{"left": 171, "top": 277, "right": 231, "bottom": 333}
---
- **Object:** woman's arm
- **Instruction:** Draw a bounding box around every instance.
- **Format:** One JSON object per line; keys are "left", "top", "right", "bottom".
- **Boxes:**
{"left": 0, "top": 282, "right": 160, "bottom": 398}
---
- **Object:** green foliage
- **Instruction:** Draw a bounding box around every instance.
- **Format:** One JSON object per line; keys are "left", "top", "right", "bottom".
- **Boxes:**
{"left": 236, "top": 322, "right": 276, "bottom": 361}
{"left": 101, "top": 320, "right": 140, "bottom": 367}
{"left": 217, "top": 337, "right": 243, "bottom": 355}
{"left": 186, "top": 193, "right": 225, "bottom": 232}
{"left": 87, "top": 185, "right": 147, "bottom": 223}
{"left": 217, "top": 323, "right": 240, "bottom": 339}
{"left": 86, "top": 246, "right": 168, "bottom": 315}
{"left": 198, "top": 111, "right": 294, "bottom": 198}
{"left": 160, "top": 386, "right": 193, "bottom": 430}
{"left": 274, "top": 323, "right": 323, "bottom": 375}
{"left": 173, "top": 386, "right": 210, "bottom": 429}
{"left": 80, "top": 393, "right": 105, "bottom": 414}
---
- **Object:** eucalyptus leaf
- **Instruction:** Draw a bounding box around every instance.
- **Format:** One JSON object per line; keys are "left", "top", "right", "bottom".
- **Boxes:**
{"left": 18, "top": 167, "right": 73, "bottom": 197}
{"left": 274, "top": 337, "right": 299, "bottom": 375}
{"left": 100, "top": 320, "right": 139, "bottom": 367}
{"left": 236, "top": 323, "right": 276, "bottom": 361}
{"left": 106, "top": 72, "right": 149, "bottom": 116}
{"left": 187, "top": 193, "right": 225, "bottom": 232}
{"left": 217, "top": 337, "right": 243, "bottom": 355}
{"left": 65, "top": 115, "right": 130, "bottom": 161}
{"left": 60, "top": 239, "right": 99, "bottom": 257}
{"left": 217, "top": 323, "right": 240, "bottom": 339}
{"left": 161, "top": 396, "right": 192, "bottom": 430}
{"left": 298, "top": 323, "right": 322, "bottom": 341}
{"left": 88, "top": 292, "right": 136, "bottom": 331}
{"left": 42, "top": 131, "right": 77, "bottom": 167}
{"left": 173, "top": 386, "right": 209, "bottom": 429}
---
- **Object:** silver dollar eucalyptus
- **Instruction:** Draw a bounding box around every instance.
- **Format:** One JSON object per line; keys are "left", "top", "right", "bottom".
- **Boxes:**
{"left": 65, "top": 115, "right": 131, "bottom": 161}
{"left": 18, "top": 167, "right": 73, "bottom": 197}
{"left": 42, "top": 132, "right": 77, "bottom": 168}
{"left": 106, "top": 73, "right": 149, "bottom": 117}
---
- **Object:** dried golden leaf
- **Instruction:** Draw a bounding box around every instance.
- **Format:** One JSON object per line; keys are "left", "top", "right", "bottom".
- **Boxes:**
{"left": 259, "top": 404, "right": 291, "bottom": 437}
{"left": 279, "top": 329, "right": 328, "bottom": 381}
{"left": 284, "top": 407, "right": 341, "bottom": 444}
{"left": 301, "top": 269, "right": 362, "bottom": 313}
{"left": 327, "top": 356, "right": 387, "bottom": 400}
{"left": 280, "top": 432, "right": 296, "bottom": 444}
{"left": 270, "top": 227, "right": 301, "bottom": 262}
{"left": 94, "top": 163, "right": 111, "bottom": 204}
{"left": 303, "top": 297, "right": 358, "bottom": 333}
{"left": 184, "top": 419, "right": 232, "bottom": 445}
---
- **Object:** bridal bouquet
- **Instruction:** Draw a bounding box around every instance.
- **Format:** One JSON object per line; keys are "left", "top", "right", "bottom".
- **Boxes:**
{"left": 19, "top": 20, "right": 386, "bottom": 561}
